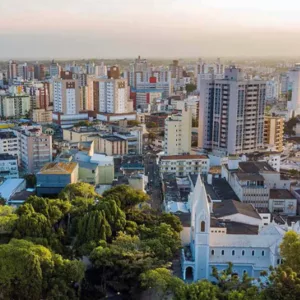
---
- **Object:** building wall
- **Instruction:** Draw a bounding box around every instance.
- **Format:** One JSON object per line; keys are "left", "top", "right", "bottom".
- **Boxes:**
{"left": 98, "top": 137, "right": 128, "bottom": 156}
{"left": 0, "top": 95, "right": 30, "bottom": 118}
{"left": 78, "top": 166, "right": 98, "bottom": 184}
{"left": 98, "top": 165, "right": 114, "bottom": 184}
{"left": 264, "top": 116, "right": 284, "bottom": 152}
{"left": 0, "top": 158, "right": 19, "bottom": 179}
{"left": 32, "top": 109, "right": 53, "bottom": 123}
{"left": 269, "top": 198, "right": 297, "bottom": 215}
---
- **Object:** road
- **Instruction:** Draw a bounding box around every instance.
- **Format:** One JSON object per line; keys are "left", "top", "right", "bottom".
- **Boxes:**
{"left": 144, "top": 153, "right": 162, "bottom": 210}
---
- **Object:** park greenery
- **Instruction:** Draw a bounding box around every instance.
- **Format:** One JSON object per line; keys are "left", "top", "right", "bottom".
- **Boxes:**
{"left": 1, "top": 182, "right": 300, "bottom": 299}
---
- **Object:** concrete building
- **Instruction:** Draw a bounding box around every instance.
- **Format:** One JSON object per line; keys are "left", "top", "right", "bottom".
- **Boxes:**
{"left": 49, "top": 59, "right": 61, "bottom": 78}
{"left": 99, "top": 135, "right": 128, "bottom": 156}
{"left": 135, "top": 89, "right": 163, "bottom": 111}
{"left": 160, "top": 155, "right": 209, "bottom": 177}
{"left": 0, "top": 131, "right": 19, "bottom": 161}
{"left": 0, "top": 95, "right": 30, "bottom": 118}
{"left": 0, "top": 154, "right": 19, "bottom": 179}
{"left": 32, "top": 109, "right": 53, "bottom": 124}
{"left": 288, "top": 63, "right": 300, "bottom": 118}
{"left": 222, "top": 160, "right": 291, "bottom": 209}
{"left": 269, "top": 189, "right": 297, "bottom": 216}
{"left": 92, "top": 78, "right": 129, "bottom": 114}
{"left": 264, "top": 116, "right": 284, "bottom": 152}
{"left": 19, "top": 126, "right": 52, "bottom": 174}
{"left": 198, "top": 66, "right": 266, "bottom": 155}
{"left": 7, "top": 60, "right": 17, "bottom": 80}
{"left": 145, "top": 112, "right": 169, "bottom": 128}
{"left": 53, "top": 71, "right": 81, "bottom": 115}
{"left": 36, "top": 162, "right": 78, "bottom": 196}
{"left": 169, "top": 60, "right": 184, "bottom": 83}
{"left": 164, "top": 104, "right": 192, "bottom": 155}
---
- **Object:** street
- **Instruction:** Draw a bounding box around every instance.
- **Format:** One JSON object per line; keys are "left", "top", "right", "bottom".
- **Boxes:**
{"left": 143, "top": 153, "right": 162, "bottom": 210}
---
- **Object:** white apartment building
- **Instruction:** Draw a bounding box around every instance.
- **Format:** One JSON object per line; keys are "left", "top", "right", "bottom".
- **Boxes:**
{"left": 93, "top": 78, "right": 129, "bottom": 114}
{"left": 198, "top": 66, "right": 266, "bottom": 155}
{"left": 287, "top": 63, "right": 300, "bottom": 118}
{"left": 164, "top": 104, "right": 192, "bottom": 155}
{"left": 49, "top": 60, "right": 61, "bottom": 78}
{"left": 269, "top": 189, "right": 297, "bottom": 216}
{"left": 0, "top": 131, "right": 19, "bottom": 160}
{"left": 265, "top": 79, "right": 279, "bottom": 100}
{"left": 53, "top": 72, "right": 80, "bottom": 115}
{"left": 0, "top": 95, "right": 30, "bottom": 118}
{"left": 160, "top": 155, "right": 209, "bottom": 177}
{"left": 0, "top": 154, "right": 19, "bottom": 179}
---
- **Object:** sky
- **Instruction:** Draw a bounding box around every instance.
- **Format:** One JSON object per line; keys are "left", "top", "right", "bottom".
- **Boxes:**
{"left": 1, "top": 0, "right": 300, "bottom": 59}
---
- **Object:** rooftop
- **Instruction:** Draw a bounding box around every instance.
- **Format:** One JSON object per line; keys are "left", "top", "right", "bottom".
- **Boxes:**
{"left": 102, "top": 135, "right": 125, "bottom": 142}
{"left": 270, "top": 189, "right": 296, "bottom": 200}
{"left": 0, "top": 179, "right": 25, "bottom": 200}
{"left": 213, "top": 200, "right": 261, "bottom": 220}
{"left": 161, "top": 154, "right": 208, "bottom": 160}
{"left": 239, "top": 161, "right": 276, "bottom": 173}
{"left": 39, "top": 162, "right": 78, "bottom": 174}
{"left": 236, "top": 172, "right": 265, "bottom": 181}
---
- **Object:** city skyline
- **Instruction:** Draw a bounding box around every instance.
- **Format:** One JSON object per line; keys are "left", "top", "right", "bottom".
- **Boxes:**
{"left": 1, "top": 0, "right": 300, "bottom": 59}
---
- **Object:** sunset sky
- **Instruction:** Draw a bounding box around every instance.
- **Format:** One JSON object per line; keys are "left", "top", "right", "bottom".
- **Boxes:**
{"left": 1, "top": 0, "right": 300, "bottom": 58}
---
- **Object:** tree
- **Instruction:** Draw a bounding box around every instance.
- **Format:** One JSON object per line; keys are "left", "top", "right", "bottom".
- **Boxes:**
{"left": 0, "top": 206, "right": 18, "bottom": 234}
{"left": 0, "top": 196, "right": 6, "bottom": 206}
{"left": 128, "top": 120, "right": 140, "bottom": 126}
{"left": 148, "top": 132, "right": 157, "bottom": 143}
{"left": 0, "top": 239, "right": 85, "bottom": 300}
{"left": 23, "top": 174, "right": 36, "bottom": 188}
{"left": 59, "top": 182, "right": 99, "bottom": 201}
{"left": 146, "top": 122, "right": 158, "bottom": 129}
{"left": 280, "top": 231, "right": 300, "bottom": 272}
{"left": 261, "top": 266, "right": 300, "bottom": 300}
{"left": 185, "top": 83, "right": 197, "bottom": 94}
{"left": 102, "top": 185, "right": 149, "bottom": 211}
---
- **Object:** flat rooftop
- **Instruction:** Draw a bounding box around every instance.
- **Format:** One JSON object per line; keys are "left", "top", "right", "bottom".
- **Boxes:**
{"left": 270, "top": 189, "right": 296, "bottom": 200}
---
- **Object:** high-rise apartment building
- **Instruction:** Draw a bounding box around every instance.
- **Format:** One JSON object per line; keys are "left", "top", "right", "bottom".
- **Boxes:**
{"left": 264, "top": 115, "right": 284, "bottom": 152}
{"left": 0, "top": 131, "right": 19, "bottom": 161}
{"left": 0, "top": 95, "right": 31, "bottom": 118}
{"left": 92, "top": 78, "right": 129, "bottom": 114}
{"left": 288, "top": 63, "right": 300, "bottom": 118}
{"left": 34, "top": 63, "right": 46, "bottom": 81}
{"left": 95, "top": 62, "right": 107, "bottom": 77}
{"left": 17, "top": 63, "right": 28, "bottom": 80}
{"left": 169, "top": 60, "right": 183, "bottom": 82}
{"left": 198, "top": 66, "right": 266, "bottom": 155}
{"left": 53, "top": 71, "right": 81, "bottom": 115}
{"left": 49, "top": 60, "right": 61, "bottom": 78}
{"left": 196, "top": 58, "right": 225, "bottom": 92}
{"left": 164, "top": 104, "right": 192, "bottom": 155}
{"left": 7, "top": 60, "right": 17, "bottom": 80}
{"left": 19, "top": 126, "right": 52, "bottom": 174}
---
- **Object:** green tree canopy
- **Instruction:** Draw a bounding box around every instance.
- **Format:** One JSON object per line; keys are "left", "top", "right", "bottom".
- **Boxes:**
{"left": 0, "top": 239, "right": 85, "bottom": 300}
{"left": 59, "top": 182, "right": 99, "bottom": 200}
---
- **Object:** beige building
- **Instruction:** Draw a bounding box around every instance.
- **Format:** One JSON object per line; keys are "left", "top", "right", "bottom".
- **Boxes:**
{"left": 0, "top": 95, "right": 30, "bottom": 118}
{"left": 19, "top": 126, "right": 52, "bottom": 174}
{"left": 264, "top": 116, "right": 284, "bottom": 152}
{"left": 164, "top": 104, "right": 192, "bottom": 155}
{"left": 99, "top": 135, "right": 128, "bottom": 156}
{"left": 32, "top": 109, "right": 53, "bottom": 124}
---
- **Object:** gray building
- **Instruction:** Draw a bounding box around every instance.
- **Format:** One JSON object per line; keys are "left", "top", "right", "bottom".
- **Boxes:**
{"left": 198, "top": 66, "right": 266, "bottom": 155}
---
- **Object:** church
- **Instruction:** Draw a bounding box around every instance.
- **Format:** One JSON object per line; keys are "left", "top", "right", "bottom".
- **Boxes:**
{"left": 181, "top": 175, "right": 287, "bottom": 282}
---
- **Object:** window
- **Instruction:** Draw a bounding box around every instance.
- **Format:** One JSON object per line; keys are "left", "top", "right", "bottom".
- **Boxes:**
{"left": 201, "top": 221, "right": 205, "bottom": 232}
{"left": 242, "top": 250, "right": 245, "bottom": 256}
{"left": 232, "top": 250, "right": 235, "bottom": 256}
{"left": 252, "top": 250, "right": 255, "bottom": 256}
{"left": 277, "top": 259, "right": 280, "bottom": 265}
{"left": 262, "top": 251, "right": 265, "bottom": 256}
{"left": 221, "top": 250, "right": 224, "bottom": 255}
{"left": 211, "top": 250, "right": 214, "bottom": 255}
{"left": 243, "top": 270, "right": 247, "bottom": 275}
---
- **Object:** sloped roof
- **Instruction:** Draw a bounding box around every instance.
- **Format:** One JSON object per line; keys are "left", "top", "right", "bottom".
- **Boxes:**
{"left": 239, "top": 161, "right": 276, "bottom": 173}
{"left": 213, "top": 200, "right": 261, "bottom": 220}
{"left": 39, "top": 162, "right": 78, "bottom": 174}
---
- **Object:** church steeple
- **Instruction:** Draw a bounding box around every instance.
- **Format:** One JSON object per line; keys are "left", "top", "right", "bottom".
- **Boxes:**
{"left": 190, "top": 175, "right": 210, "bottom": 280}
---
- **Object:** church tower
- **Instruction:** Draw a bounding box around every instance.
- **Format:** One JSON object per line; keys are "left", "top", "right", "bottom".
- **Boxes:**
{"left": 191, "top": 175, "right": 210, "bottom": 280}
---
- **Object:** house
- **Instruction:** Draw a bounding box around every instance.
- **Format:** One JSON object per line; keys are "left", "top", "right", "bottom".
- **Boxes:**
{"left": 269, "top": 189, "right": 297, "bottom": 216}
{"left": 36, "top": 162, "right": 78, "bottom": 196}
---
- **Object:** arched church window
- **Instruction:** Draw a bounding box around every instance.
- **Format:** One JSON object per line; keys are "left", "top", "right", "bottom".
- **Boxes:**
{"left": 211, "top": 249, "right": 214, "bottom": 255}
{"left": 262, "top": 250, "right": 265, "bottom": 256}
{"left": 201, "top": 221, "right": 205, "bottom": 232}
{"left": 221, "top": 250, "right": 224, "bottom": 255}
{"left": 252, "top": 250, "right": 255, "bottom": 256}
{"left": 242, "top": 250, "right": 245, "bottom": 256}
{"left": 232, "top": 250, "right": 235, "bottom": 256}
